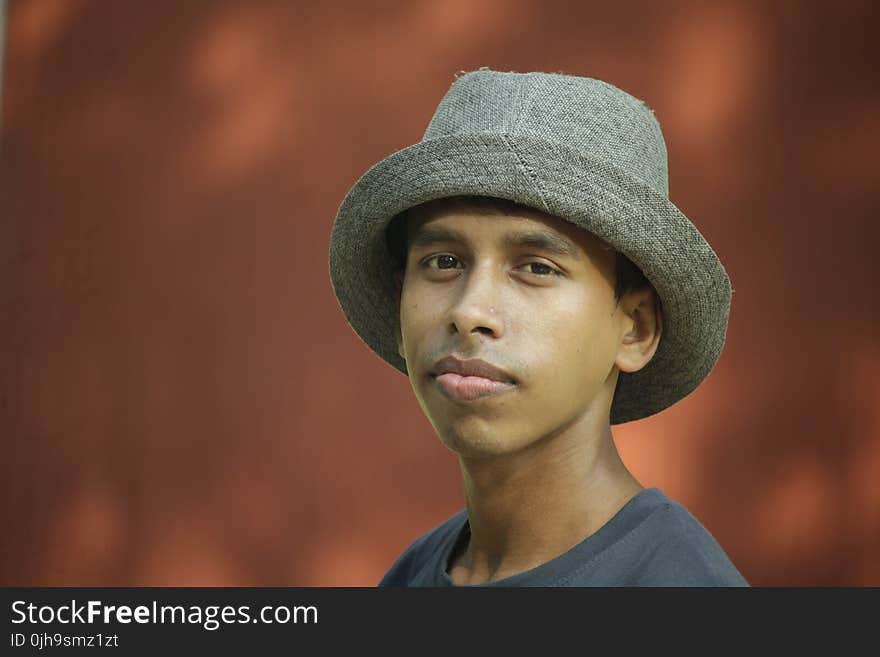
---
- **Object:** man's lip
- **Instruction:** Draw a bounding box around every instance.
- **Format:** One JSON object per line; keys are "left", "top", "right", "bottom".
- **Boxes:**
{"left": 432, "top": 372, "right": 516, "bottom": 402}
{"left": 430, "top": 356, "right": 516, "bottom": 384}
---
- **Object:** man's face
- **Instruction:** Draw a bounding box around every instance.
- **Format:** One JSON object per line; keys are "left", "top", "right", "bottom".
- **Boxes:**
{"left": 394, "top": 199, "right": 651, "bottom": 458}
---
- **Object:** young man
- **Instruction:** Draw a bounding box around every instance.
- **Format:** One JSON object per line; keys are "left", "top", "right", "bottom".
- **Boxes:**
{"left": 328, "top": 68, "right": 747, "bottom": 586}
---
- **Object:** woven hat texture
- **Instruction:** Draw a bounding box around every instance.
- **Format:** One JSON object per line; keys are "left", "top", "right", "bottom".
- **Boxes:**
{"left": 328, "top": 67, "right": 732, "bottom": 424}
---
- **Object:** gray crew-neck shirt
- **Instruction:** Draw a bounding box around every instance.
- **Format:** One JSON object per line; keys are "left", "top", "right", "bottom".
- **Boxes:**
{"left": 378, "top": 487, "right": 748, "bottom": 587}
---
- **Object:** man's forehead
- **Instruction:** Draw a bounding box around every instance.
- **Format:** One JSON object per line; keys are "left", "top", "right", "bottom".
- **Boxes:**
{"left": 407, "top": 195, "right": 534, "bottom": 222}
{"left": 405, "top": 198, "right": 610, "bottom": 253}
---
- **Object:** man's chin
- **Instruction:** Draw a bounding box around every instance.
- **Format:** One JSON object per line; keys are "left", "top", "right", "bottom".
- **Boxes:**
{"left": 434, "top": 424, "right": 533, "bottom": 460}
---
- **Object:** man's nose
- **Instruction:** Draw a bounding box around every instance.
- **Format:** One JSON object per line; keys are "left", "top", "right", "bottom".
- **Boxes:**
{"left": 447, "top": 264, "right": 505, "bottom": 339}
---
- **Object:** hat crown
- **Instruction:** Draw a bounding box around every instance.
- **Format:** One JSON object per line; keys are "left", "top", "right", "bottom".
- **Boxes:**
{"left": 424, "top": 68, "right": 670, "bottom": 196}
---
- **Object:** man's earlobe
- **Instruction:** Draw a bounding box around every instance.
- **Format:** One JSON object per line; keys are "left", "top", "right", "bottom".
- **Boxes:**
{"left": 616, "top": 287, "right": 663, "bottom": 374}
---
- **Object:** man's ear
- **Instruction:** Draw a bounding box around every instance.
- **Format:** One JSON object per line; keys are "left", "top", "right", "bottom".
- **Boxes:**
{"left": 396, "top": 323, "right": 404, "bottom": 360}
{"left": 393, "top": 269, "right": 405, "bottom": 360}
{"left": 615, "top": 286, "right": 663, "bottom": 374}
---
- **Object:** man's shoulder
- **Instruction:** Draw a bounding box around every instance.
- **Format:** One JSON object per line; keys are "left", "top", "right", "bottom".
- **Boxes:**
{"left": 621, "top": 493, "right": 749, "bottom": 586}
{"left": 377, "top": 510, "right": 467, "bottom": 587}
{"left": 557, "top": 489, "right": 748, "bottom": 587}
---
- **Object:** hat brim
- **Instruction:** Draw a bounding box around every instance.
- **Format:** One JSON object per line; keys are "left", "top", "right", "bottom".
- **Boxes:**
{"left": 329, "top": 132, "right": 731, "bottom": 424}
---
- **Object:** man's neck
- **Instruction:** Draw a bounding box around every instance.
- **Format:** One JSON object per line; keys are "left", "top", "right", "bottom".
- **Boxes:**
{"left": 450, "top": 423, "right": 642, "bottom": 585}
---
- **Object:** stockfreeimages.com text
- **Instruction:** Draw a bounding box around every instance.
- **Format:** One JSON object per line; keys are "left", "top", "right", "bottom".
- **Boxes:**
{"left": 11, "top": 600, "right": 317, "bottom": 631}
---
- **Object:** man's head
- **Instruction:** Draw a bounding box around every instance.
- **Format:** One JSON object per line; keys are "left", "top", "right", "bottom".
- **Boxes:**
{"left": 385, "top": 195, "right": 663, "bottom": 458}
{"left": 329, "top": 69, "right": 732, "bottom": 425}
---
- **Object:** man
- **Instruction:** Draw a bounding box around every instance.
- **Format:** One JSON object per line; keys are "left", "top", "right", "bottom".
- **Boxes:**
{"left": 328, "top": 68, "right": 747, "bottom": 586}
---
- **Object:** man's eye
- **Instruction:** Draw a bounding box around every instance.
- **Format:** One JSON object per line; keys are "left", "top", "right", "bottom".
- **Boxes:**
{"left": 425, "top": 254, "right": 462, "bottom": 270}
{"left": 523, "top": 262, "right": 560, "bottom": 276}
{"left": 421, "top": 256, "right": 560, "bottom": 277}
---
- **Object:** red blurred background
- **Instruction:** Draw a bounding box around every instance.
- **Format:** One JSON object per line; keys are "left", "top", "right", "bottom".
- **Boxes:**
{"left": 1, "top": 0, "right": 878, "bottom": 586}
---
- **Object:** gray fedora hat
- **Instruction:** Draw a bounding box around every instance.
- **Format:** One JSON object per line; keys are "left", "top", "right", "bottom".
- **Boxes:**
{"left": 328, "top": 67, "right": 732, "bottom": 425}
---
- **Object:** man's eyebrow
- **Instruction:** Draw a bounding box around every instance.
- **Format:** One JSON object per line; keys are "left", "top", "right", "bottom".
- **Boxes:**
{"left": 409, "top": 225, "right": 581, "bottom": 259}
{"left": 408, "top": 225, "right": 469, "bottom": 250}
{"left": 509, "top": 229, "right": 581, "bottom": 259}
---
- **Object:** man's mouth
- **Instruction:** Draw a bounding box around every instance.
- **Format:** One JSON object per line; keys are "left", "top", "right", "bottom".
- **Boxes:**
{"left": 430, "top": 355, "right": 516, "bottom": 384}
{"left": 432, "top": 372, "right": 517, "bottom": 402}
